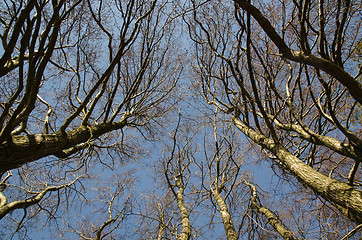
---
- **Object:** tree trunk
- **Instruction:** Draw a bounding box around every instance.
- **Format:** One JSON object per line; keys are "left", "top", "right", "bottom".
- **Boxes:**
{"left": 212, "top": 189, "right": 238, "bottom": 240}
{"left": 245, "top": 182, "right": 299, "bottom": 240}
{"left": 0, "top": 119, "right": 127, "bottom": 171}
{"left": 233, "top": 117, "right": 362, "bottom": 224}
{"left": 175, "top": 181, "right": 191, "bottom": 240}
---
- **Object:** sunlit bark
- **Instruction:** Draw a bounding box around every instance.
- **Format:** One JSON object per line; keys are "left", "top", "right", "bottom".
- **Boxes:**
{"left": 0, "top": 177, "right": 80, "bottom": 219}
{"left": 0, "top": 118, "right": 128, "bottom": 171}
{"left": 189, "top": 0, "right": 362, "bottom": 226}
{"left": 245, "top": 181, "right": 299, "bottom": 240}
{"left": 175, "top": 178, "right": 191, "bottom": 240}
{"left": 233, "top": 116, "right": 362, "bottom": 223}
{"left": 211, "top": 188, "right": 238, "bottom": 240}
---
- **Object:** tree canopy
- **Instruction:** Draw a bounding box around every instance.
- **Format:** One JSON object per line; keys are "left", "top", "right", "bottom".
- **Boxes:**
{"left": 0, "top": 0, "right": 361, "bottom": 239}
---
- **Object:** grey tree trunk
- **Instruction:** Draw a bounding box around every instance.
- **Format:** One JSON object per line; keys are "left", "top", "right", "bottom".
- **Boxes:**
{"left": 212, "top": 188, "right": 238, "bottom": 240}
{"left": 233, "top": 117, "right": 362, "bottom": 224}
{"left": 0, "top": 119, "right": 127, "bottom": 171}
{"left": 175, "top": 179, "right": 191, "bottom": 240}
{"left": 245, "top": 182, "right": 299, "bottom": 240}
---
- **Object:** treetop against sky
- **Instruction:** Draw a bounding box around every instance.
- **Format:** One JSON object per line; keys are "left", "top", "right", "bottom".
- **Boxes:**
{"left": 0, "top": 0, "right": 361, "bottom": 239}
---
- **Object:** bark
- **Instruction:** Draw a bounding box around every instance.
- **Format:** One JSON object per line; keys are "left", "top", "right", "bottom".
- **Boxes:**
{"left": 233, "top": 116, "right": 362, "bottom": 224}
{"left": 233, "top": 0, "right": 362, "bottom": 105}
{"left": 156, "top": 224, "right": 165, "bottom": 240}
{"left": 212, "top": 189, "right": 238, "bottom": 240}
{"left": 245, "top": 182, "right": 298, "bottom": 240}
{"left": 271, "top": 117, "right": 360, "bottom": 161}
{"left": 340, "top": 224, "right": 362, "bottom": 240}
{"left": 1, "top": 55, "right": 27, "bottom": 77}
{"left": 0, "top": 0, "right": 37, "bottom": 77}
{"left": 156, "top": 214, "right": 167, "bottom": 240}
{"left": 0, "top": 118, "right": 127, "bottom": 171}
{"left": 0, "top": 184, "right": 71, "bottom": 219}
{"left": 175, "top": 179, "right": 191, "bottom": 240}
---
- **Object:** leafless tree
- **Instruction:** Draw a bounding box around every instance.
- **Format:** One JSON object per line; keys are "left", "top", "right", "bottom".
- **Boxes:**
{"left": 59, "top": 173, "right": 134, "bottom": 240}
{"left": 202, "top": 111, "right": 241, "bottom": 240}
{"left": 1, "top": 0, "right": 362, "bottom": 238}
{"left": 163, "top": 115, "right": 193, "bottom": 240}
{"left": 0, "top": 0, "right": 180, "bottom": 171}
{"left": 134, "top": 190, "right": 180, "bottom": 240}
{"left": 0, "top": 0, "right": 181, "bottom": 236}
{"left": 244, "top": 181, "right": 299, "bottom": 240}
{"left": 186, "top": 0, "right": 362, "bottom": 236}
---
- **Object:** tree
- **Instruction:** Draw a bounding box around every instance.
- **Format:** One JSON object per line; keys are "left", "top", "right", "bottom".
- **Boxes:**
{"left": 1, "top": 0, "right": 362, "bottom": 239}
{"left": 60, "top": 172, "right": 135, "bottom": 240}
{"left": 197, "top": 111, "right": 241, "bottom": 240}
{"left": 0, "top": 0, "right": 181, "bottom": 235}
{"left": 187, "top": 0, "right": 362, "bottom": 227}
{"left": 0, "top": 0, "right": 180, "bottom": 171}
{"left": 244, "top": 181, "right": 298, "bottom": 240}
{"left": 163, "top": 115, "right": 193, "bottom": 240}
